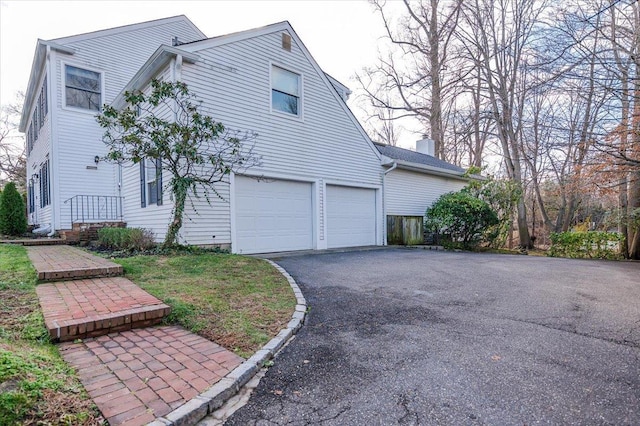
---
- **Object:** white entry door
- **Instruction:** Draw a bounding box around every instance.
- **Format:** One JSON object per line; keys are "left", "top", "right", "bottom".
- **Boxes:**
{"left": 326, "top": 185, "right": 376, "bottom": 248}
{"left": 234, "top": 176, "right": 313, "bottom": 254}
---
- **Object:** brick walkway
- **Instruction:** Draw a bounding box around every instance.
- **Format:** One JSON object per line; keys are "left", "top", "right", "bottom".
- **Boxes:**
{"left": 36, "top": 277, "right": 170, "bottom": 341}
{"left": 61, "top": 327, "right": 243, "bottom": 425}
{"left": 27, "top": 245, "right": 122, "bottom": 280}
{"left": 28, "top": 244, "right": 248, "bottom": 425}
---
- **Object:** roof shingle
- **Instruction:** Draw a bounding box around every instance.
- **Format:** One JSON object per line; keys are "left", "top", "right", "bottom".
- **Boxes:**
{"left": 374, "top": 143, "right": 465, "bottom": 174}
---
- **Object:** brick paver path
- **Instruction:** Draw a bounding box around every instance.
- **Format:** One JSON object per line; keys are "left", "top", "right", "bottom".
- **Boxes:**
{"left": 60, "top": 326, "right": 244, "bottom": 426}
{"left": 36, "top": 277, "right": 170, "bottom": 341}
{"left": 27, "top": 245, "right": 122, "bottom": 280}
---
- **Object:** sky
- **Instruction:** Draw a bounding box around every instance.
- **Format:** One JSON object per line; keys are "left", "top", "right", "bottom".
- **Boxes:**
{"left": 0, "top": 0, "right": 419, "bottom": 148}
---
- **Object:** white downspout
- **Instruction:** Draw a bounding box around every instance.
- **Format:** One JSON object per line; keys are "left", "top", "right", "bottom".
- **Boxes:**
{"left": 46, "top": 45, "right": 56, "bottom": 237}
{"left": 382, "top": 162, "right": 397, "bottom": 245}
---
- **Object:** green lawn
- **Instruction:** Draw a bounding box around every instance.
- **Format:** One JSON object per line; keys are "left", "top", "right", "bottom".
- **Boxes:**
{"left": 114, "top": 253, "right": 296, "bottom": 358}
{"left": 0, "top": 245, "right": 295, "bottom": 424}
{"left": 0, "top": 245, "right": 101, "bottom": 425}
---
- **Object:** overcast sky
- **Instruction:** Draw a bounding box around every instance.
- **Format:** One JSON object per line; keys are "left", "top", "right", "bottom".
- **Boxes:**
{"left": 0, "top": 0, "right": 420, "bottom": 147}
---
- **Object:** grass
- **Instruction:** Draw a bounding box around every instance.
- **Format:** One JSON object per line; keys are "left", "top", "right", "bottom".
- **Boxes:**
{"left": 0, "top": 245, "right": 103, "bottom": 425}
{"left": 114, "top": 253, "right": 297, "bottom": 358}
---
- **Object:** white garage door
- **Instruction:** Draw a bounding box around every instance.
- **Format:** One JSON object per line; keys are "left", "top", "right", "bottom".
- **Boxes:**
{"left": 326, "top": 185, "right": 376, "bottom": 248}
{"left": 235, "top": 176, "right": 313, "bottom": 254}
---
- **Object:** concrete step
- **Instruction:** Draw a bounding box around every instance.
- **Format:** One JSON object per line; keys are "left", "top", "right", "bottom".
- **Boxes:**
{"left": 27, "top": 245, "right": 123, "bottom": 281}
{"left": 36, "top": 277, "right": 171, "bottom": 342}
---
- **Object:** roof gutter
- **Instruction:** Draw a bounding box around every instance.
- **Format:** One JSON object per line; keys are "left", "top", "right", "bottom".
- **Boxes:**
{"left": 383, "top": 161, "right": 397, "bottom": 175}
{"left": 381, "top": 156, "right": 471, "bottom": 181}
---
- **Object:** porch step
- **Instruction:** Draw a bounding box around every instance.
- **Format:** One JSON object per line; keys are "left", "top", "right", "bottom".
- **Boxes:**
{"left": 27, "top": 245, "right": 123, "bottom": 281}
{"left": 0, "top": 238, "right": 66, "bottom": 246}
{"left": 61, "top": 221, "right": 126, "bottom": 244}
{"left": 36, "top": 277, "right": 171, "bottom": 342}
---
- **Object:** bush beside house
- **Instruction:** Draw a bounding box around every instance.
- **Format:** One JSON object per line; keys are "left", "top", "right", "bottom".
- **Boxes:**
{"left": 0, "top": 182, "right": 27, "bottom": 236}
{"left": 425, "top": 191, "right": 499, "bottom": 249}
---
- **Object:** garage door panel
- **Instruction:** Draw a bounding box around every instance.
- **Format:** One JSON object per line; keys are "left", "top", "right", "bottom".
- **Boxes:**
{"left": 235, "top": 177, "right": 313, "bottom": 254}
{"left": 327, "top": 185, "right": 376, "bottom": 248}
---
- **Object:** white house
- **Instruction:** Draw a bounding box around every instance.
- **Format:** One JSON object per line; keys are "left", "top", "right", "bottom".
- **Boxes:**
{"left": 378, "top": 139, "right": 468, "bottom": 218}
{"left": 21, "top": 16, "right": 469, "bottom": 254}
{"left": 19, "top": 16, "right": 206, "bottom": 235}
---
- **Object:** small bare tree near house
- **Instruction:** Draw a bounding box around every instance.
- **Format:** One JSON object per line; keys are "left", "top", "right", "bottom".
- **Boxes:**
{"left": 98, "top": 80, "right": 259, "bottom": 248}
{"left": 0, "top": 93, "right": 27, "bottom": 188}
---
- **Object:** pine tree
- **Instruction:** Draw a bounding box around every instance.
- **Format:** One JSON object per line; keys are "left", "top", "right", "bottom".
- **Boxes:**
{"left": 0, "top": 182, "right": 27, "bottom": 236}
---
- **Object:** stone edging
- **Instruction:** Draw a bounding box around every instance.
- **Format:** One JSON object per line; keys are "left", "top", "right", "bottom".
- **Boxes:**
{"left": 149, "top": 259, "right": 306, "bottom": 426}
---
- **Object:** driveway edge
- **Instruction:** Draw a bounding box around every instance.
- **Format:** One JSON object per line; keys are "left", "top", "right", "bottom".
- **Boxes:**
{"left": 149, "top": 259, "right": 306, "bottom": 426}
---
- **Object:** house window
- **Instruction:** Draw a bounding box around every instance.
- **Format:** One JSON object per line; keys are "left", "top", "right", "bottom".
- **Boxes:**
{"left": 27, "top": 125, "right": 33, "bottom": 154}
{"left": 139, "top": 158, "right": 162, "bottom": 208}
{"left": 39, "top": 160, "right": 50, "bottom": 208}
{"left": 65, "top": 65, "right": 102, "bottom": 110}
{"left": 32, "top": 110, "right": 38, "bottom": 141}
{"left": 27, "top": 182, "right": 35, "bottom": 213}
{"left": 271, "top": 65, "right": 301, "bottom": 116}
{"left": 38, "top": 77, "right": 47, "bottom": 128}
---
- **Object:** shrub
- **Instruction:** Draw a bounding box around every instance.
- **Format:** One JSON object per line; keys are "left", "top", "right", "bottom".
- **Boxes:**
{"left": 97, "top": 227, "right": 156, "bottom": 251}
{"left": 0, "top": 182, "right": 27, "bottom": 236}
{"left": 425, "top": 191, "right": 499, "bottom": 249}
{"left": 463, "top": 172, "right": 522, "bottom": 248}
{"left": 548, "top": 231, "right": 624, "bottom": 260}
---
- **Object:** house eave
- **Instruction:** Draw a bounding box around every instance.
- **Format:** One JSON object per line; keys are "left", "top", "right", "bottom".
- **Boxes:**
{"left": 20, "top": 40, "right": 76, "bottom": 132}
{"left": 112, "top": 45, "right": 200, "bottom": 110}
{"left": 381, "top": 156, "right": 471, "bottom": 181}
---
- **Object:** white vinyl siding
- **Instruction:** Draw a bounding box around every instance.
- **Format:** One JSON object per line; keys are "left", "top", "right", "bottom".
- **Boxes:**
{"left": 122, "top": 25, "right": 385, "bottom": 250}
{"left": 326, "top": 185, "right": 376, "bottom": 248}
{"left": 50, "top": 19, "right": 204, "bottom": 230}
{"left": 25, "top": 70, "right": 52, "bottom": 227}
{"left": 385, "top": 169, "right": 467, "bottom": 217}
{"left": 179, "top": 30, "right": 381, "bottom": 186}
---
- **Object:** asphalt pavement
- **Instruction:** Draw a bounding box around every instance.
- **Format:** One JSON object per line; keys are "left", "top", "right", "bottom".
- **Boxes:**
{"left": 226, "top": 248, "right": 640, "bottom": 425}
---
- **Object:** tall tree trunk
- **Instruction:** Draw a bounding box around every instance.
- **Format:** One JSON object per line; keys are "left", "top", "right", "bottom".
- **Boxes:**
{"left": 429, "top": 0, "right": 444, "bottom": 159}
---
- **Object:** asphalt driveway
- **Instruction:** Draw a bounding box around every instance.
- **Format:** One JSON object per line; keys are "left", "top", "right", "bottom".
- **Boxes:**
{"left": 226, "top": 248, "right": 640, "bottom": 425}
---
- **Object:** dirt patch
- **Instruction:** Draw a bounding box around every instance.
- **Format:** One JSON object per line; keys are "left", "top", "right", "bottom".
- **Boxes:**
{"left": 0, "top": 290, "right": 38, "bottom": 333}
{"left": 23, "top": 389, "right": 105, "bottom": 426}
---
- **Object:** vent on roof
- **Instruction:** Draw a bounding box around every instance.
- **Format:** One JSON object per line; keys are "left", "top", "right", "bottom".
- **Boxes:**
{"left": 282, "top": 33, "right": 292, "bottom": 51}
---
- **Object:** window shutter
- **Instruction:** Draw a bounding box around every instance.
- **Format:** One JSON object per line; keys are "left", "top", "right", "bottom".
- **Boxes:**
{"left": 155, "top": 158, "right": 163, "bottom": 206}
{"left": 140, "top": 162, "right": 146, "bottom": 208}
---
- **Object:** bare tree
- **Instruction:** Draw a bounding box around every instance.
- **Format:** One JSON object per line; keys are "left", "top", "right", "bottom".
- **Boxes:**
{"left": 0, "top": 94, "right": 26, "bottom": 189}
{"left": 356, "top": 0, "right": 464, "bottom": 158}
{"left": 456, "top": 0, "right": 550, "bottom": 248}
{"left": 361, "top": 95, "right": 404, "bottom": 146}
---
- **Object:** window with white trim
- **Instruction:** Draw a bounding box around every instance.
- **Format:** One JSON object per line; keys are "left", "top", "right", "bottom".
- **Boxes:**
{"left": 39, "top": 159, "right": 50, "bottom": 208}
{"left": 271, "top": 65, "right": 301, "bottom": 116}
{"left": 139, "top": 158, "right": 162, "bottom": 208}
{"left": 65, "top": 65, "right": 102, "bottom": 110}
{"left": 27, "top": 181, "right": 35, "bottom": 213}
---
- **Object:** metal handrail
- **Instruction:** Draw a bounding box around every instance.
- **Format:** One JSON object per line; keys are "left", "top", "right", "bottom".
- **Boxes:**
{"left": 63, "top": 195, "right": 124, "bottom": 223}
